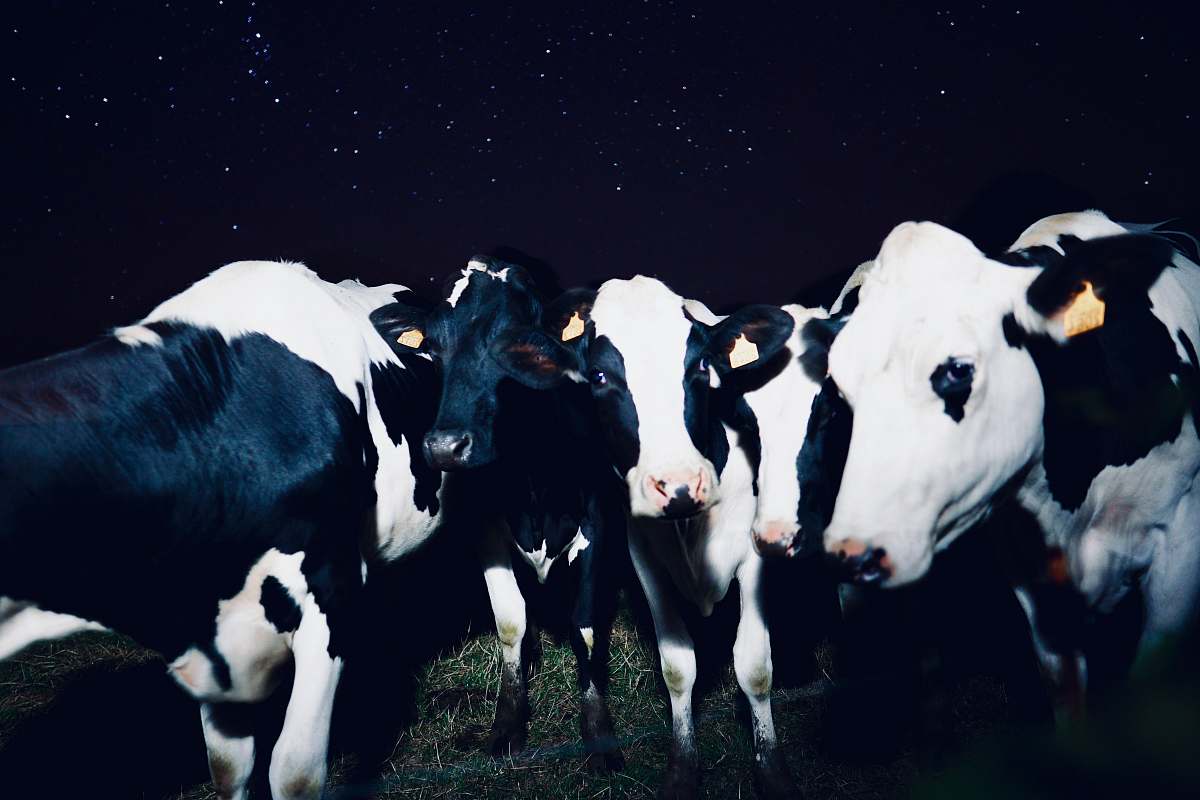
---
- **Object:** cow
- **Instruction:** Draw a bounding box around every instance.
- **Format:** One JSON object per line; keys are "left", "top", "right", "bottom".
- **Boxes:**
{"left": 483, "top": 274, "right": 799, "bottom": 797}
{"left": 0, "top": 260, "right": 449, "bottom": 800}
{"left": 368, "top": 256, "right": 628, "bottom": 770}
{"left": 818, "top": 210, "right": 1200, "bottom": 703}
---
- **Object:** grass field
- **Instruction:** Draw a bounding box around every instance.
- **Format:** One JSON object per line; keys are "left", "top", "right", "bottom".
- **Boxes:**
{"left": 0, "top": 596, "right": 1016, "bottom": 800}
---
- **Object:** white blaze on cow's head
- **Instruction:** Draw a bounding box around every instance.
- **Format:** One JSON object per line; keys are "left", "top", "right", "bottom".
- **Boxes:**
{"left": 487, "top": 275, "right": 794, "bottom": 519}
{"left": 821, "top": 211, "right": 1178, "bottom": 586}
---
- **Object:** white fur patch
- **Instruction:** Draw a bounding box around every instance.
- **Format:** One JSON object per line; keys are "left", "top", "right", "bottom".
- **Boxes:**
{"left": 134, "top": 260, "right": 409, "bottom": 407}
{"left": 446, "top": 259, "right": 510, "bottom": 307}
{"left": 567, "top": 528, "right": 590, "bottom": 564}
{"left": 518, "top": 539, "right": 555, "bottom": 584}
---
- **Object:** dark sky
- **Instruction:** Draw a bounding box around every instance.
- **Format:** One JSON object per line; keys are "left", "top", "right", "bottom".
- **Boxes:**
{"left": 3, "top": 1, "right": 1198, "bottom": 366}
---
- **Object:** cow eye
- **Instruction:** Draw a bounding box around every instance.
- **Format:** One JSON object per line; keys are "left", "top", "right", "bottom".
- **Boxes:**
{"left": 930, "top": 358, "right": 975, "bottom": 411}
{"left": 588, "top": 369, "right": 607, "bottom": 386}
{"left": 943, "top": 359, "right": 973, "bottom": 385}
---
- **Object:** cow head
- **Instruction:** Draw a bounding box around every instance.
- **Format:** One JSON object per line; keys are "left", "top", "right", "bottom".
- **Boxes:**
{"left": 821, "top": 211, "right": 1178, "bottom": 586}
{"left": 370, "top": 256, "right": 544, "bottom": 470}
{"left": 487, "top": 275, "right": 794, "bottom": 519}
{"left": 735, "top": 304, "right": 851, "bottom": 558}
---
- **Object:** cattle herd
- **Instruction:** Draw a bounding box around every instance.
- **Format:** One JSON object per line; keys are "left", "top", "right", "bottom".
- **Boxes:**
{"left": 2, "top": 209, "right": 1199, "bottom": 799}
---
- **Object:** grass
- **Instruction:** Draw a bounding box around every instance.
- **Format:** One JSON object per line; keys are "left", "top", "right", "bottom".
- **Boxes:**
{"left": 0, "top": 597, "right": 1015, "bottom": 800}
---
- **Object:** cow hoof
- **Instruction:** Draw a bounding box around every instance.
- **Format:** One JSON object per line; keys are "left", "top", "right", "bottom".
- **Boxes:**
{"left": 485, "top": 723, "right": 527, "bottom": 759}
{"left": 657, "top": 771, "right": 699, "bottom": 800}
{"left": 583, "top": 746, "right": 626, "bottom": 773}
{"left": 754, "top": 750, "right": 801, "bottom": 799}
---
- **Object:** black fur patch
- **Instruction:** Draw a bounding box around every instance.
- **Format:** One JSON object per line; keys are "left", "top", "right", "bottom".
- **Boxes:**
{"left": 260, "top": 575, "right": 302, "bottom": 633}
{"left": 1019, "top": 293, "right": 1192, "bottom": 510}
{"left": 1176, "top": 329, "right": 1200, "bottom": 439}
{"left": 794, "top": 379, "right": 851, "bottom": 548}
{"left": 799, "top": 316, "right": 848, "bottom": 383}
{"left": 370, "top": 360, "right": 441, "bottom": 514}
{"left": 0, "top": 323, "right": 370, "bottom": 662}
{"left": 929, "top": 359, "right": 974, "bottom": 423}
{"left": 588, "top": 336, "right": 641, "bottom": 476}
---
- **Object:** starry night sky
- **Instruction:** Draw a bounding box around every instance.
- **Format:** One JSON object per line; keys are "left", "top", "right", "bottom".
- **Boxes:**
{"left": 3, "top": 2, "right": 1198, "bottom": 367}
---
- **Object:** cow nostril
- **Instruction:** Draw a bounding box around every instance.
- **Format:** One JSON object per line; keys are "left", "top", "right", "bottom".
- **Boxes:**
{"left": 452, "top": 434, "right": 471, "bottom": 457}
{"left": 652, "top": 479, "right": 669, "bottom": 498}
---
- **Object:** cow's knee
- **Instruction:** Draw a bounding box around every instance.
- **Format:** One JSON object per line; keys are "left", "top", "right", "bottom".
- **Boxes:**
{"left": 268, "top": 759, "right": 325, "bottom": 800}
{"left": 734, "top": 640, "right": 773, "bottom": 701}
{"left": 659, "top": 643, "right": 696, "bottom": 699}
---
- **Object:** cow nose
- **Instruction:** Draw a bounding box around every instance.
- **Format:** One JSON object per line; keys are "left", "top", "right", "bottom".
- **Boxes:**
{"left": 752, "top": 520, "right": 798, "bottom": 557}
{"left": 829, "top": 538, "right": 892, "bottom": 584}
{"left": 424, "top": 430, "right": 473, "bottom": 471}
{"left": 645, "top": 469, "right": 709, "bottom": 517}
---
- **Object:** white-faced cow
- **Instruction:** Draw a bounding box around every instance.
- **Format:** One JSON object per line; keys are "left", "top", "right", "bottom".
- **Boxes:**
{"left": 0, "top": 260, "right": 449, "bottom": 800}
{"left": 369, "top": 257, "right": 627, "bottom": 770}
{"left": 820, "top": 210, "right": 1200, "bottom": 699}
{"left": 493, "top": 275, "right": 798, "bottom": 798}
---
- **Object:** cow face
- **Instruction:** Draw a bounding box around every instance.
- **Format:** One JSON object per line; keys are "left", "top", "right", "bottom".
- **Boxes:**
{"left": 741, "top": 304, "right": 852, "bottom": 558}
{"left": 821, "top": 213, "right": 1178, "bottom": 586}
{"left": 371, "top": 256, "right": 543, "bottom": 470}
{"left": 490, "top": 276, "right": 794, "bottom": 519}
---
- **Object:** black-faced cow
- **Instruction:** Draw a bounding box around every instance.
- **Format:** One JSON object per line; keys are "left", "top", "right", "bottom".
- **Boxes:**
{"left": 820, "top": 211, "right": 1200, "bottom": 698}
{"left": 0, "top": 261, "right": 448, "bottom": 800}
{"left": 369, "top": 257, "right": 627, "bottom": 770}
{"left": 499, "top": 275, "right": 798, "bottom": 798}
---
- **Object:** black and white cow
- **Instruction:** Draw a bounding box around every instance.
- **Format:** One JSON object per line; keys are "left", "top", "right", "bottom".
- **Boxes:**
{"left": 369, "top": 257, "right": 627, "bottom": 770}
{"left": 0, "top": 260, "right": 448, "bottom": 800}
{"left": 494, "top": 275, "right": 798, "bottom": 798}
{"left": 819, "top": 210, "right": 1200, "bottom": 698}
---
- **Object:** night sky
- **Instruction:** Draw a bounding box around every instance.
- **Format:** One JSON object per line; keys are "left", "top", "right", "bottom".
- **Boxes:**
{"left": 3, "top": 2, "right": 1198, "bottom": 367}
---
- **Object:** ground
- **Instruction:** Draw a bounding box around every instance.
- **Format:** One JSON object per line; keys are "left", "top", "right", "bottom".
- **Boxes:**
{"left": 0, "top": 601, "right": 1015, "bottom": 800}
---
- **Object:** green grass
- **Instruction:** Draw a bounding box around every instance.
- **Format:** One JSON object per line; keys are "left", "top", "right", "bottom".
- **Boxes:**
{"left": 0, "top": 606, "right": 1009, "bottom": 799}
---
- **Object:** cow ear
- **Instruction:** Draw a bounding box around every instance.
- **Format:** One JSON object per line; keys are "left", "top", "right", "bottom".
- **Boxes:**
{"left": 492, "top": 327, "right": 585, "bottom": 389}
{"left": 707, "top": 305, "right": 795, "bottom": 372}
{"left": 370, "top": 301, "right": 430, "bottom": 355}
{"left": 544, "top": 288, "right": 597, "bottom": 356}
{"left": 798, "top": 313, "right": 849, "bottom": 382}
{"left": 1017, "top": 233, "right": 1177, "bottom": 342}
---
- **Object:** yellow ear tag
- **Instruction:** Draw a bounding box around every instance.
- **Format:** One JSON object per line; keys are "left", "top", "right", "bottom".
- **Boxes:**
{"left": 1062, "top": 281, "right": 1105, "bottom": 338}
{"left": 729, "top": 333, "right": 759, "bottom": 368}
{"left": 397, "top": 329, "right": 425, "bottom": 348}
{"left": 561, "top": 311, "right": 585, "bottom": 342}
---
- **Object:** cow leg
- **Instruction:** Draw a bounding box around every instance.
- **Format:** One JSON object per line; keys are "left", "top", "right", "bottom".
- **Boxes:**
{"left": 629, "top": 527, "right": 698, "bottom": 799}
{"left": 1013, "top": 585, "right": 1087, "bottom": 722}
{"left": 733, "top": 554, "right": 797, "bottom": 799}
{"left": 0, "top": 598, "right": 107, "bottom": 661}
{"left": 268, "top": 594, "right": 343, "bottom": 800}
{"left": 479, "top": 522, "right": 529, "bottom": 757}
{"left": 569, "top": 528, "right": 624, "bottom": 772}
{"left": 201, "top": 702, "right": 256, "bottom": 800}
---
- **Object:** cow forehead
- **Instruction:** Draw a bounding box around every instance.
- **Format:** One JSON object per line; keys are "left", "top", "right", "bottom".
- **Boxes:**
{"left": 590, "top": 276, "right": 694, "bottom": 365}
{"left": 446, "top": 258, "right": 511, "bottom": 308}
{"left": 833, "top": 256, "right": 1023, "bottom": 389}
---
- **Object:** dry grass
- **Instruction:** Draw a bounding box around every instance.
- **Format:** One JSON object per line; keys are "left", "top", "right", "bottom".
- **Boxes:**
{"left": 0, "top": 600, "right": 1014, "bottom": 800}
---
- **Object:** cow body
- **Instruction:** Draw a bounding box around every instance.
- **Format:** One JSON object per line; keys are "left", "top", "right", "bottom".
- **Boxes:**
{"left": 821, "top": 211, "right": 1200, "bottom": 701}
{"left": 0, "top": 261, "right": 448, "bottom": 800}
{"left": 370, "top": 258, "right": 627, "bottom": 769}
{"left": 518, "top": 276, "right": 798, "bottom": 797}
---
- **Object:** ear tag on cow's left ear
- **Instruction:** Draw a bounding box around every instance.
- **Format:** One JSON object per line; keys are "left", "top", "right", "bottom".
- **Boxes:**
{"left": 1062, "top": 281, "right": 1105, "bottom": 338}
{"left": 729, "top": 333, "right": 759, "bottom": 368}
{"left": 397, "top": 329, "right": 425, "bottom": 348}
{"left": 561, "top": 311, "right": 585, "bottom": 342}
